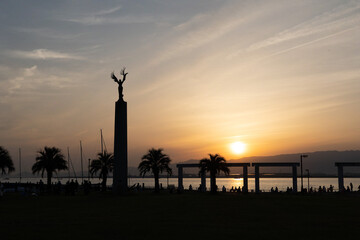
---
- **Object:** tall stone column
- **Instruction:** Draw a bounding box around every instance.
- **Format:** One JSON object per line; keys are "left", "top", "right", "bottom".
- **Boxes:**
{"left": 111, "top": 68, "right": 129, "bottom": 194}
{"left": 113, "top": 99, "right": 128, "bottom": 194}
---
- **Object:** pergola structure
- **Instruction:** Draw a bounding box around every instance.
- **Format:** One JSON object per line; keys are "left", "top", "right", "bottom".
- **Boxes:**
{"left": 176, "top": 164, "right": 205, "bottom": 192}
{"left": 176, "top": 163, "right": 251, "bottom": 192}
{"left": 252, "top": 162, "right": 300, "bottom": 193}
{"left": 335, "top": 162, "right": 360, "bottom": 191}
{"left": 227, "top": 163, "right": 251, "bottom": 192}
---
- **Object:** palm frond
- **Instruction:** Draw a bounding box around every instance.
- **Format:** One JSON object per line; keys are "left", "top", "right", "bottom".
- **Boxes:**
{"left": 0, "top": 146, "right": 15, "bottom": 175}
{"left": 90, "top": 151, "right": 114, "bottom": 179}
{"left": 32, "top": 146, "right": 68, "bottom": 176}
{"left": 138, "top": 148, "right": 172, "bottom": 177}
{"left": 198, "top": 153, "right": 230, "bottom": 176}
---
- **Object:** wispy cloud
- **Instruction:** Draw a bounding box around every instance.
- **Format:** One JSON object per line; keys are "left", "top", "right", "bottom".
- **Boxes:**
{"left": 95, "top": 5, "right": 122, "bottom": 16}
{"left": 148, "top": 7, "right": 246, "bottom": 67}
{"left": 64, "top": 5, "right": 154, "bottom": 26}
{"left": 23, "top": 65, "right": 37, "bottom": 77}
{"left": 256, "top": 25, "right": 359, "bottom": 61}
{"left": 66, "top": 15, "right": 153, "bottom": 25}
{"left": 9, "top": 49, "right": 83, "bottom": 60}
{"left": 0, "top": 65, "right": 74, "bottom": 97}
{"left": 248, "top": 2, "right": 360, "bottom": 51}
{"left": 15, "top": 27, "right": 84, "bottom": 40}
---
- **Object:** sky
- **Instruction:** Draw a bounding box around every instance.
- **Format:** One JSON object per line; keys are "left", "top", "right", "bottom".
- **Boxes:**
{"left": 1, "top": 0, "right": 360, "bottom": 173}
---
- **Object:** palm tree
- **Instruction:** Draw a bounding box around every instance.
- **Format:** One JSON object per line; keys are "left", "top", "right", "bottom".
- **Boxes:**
{"left": 138, "top": 148, "right": 172, "bottom": 192}
{"left": 32, "top": 146, "right": 68, "bottom": 189}
{"left": 90, "top": 151, "right": 114, "bottom": 191}
{"left": 199, "top": 154, "right": 230, "bottom": 193}
{"left": 0, "top": 146, "right": 15, "bottom": 175}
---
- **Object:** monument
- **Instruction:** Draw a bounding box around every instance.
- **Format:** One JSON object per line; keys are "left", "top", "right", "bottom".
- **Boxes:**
{"left": 111, "top": 68, "right": 128, "bottom": 194}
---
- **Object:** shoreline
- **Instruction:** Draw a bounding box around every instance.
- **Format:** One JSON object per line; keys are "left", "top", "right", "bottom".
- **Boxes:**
{"left": 4, "top": 175, "right": 360, "bottom": 179}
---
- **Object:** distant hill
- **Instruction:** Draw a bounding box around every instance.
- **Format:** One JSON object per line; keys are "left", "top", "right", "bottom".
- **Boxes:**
{"left": 176, "top": 151, "right": 360, "bottom": 176}
{"left": 231, "top": 150, "right": 360, "bottom": 175}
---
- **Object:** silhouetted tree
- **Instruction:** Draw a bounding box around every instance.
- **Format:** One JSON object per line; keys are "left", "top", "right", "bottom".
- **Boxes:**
{"left": 32, "top": 146, "right": 68, "bottom": 190}
{"left": 138, "top": 148, "right": 172, "bottom": 192}
{"left": 199, "top": 154, "right": 230, "bottom": 193}
{"left": 90, "top": 151, "right": 114, "bottom": 191}
{"left": 0, "top": 146, "right": 15, "bottom": 175}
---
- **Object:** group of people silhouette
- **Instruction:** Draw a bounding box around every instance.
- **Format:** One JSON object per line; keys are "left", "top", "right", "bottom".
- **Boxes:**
{"left": 2, "top": 181, "right": 360, "bottom": 196}
{"left": 181, "top": 183, "right": 360, "bottom": 193}
{"left": 228, "top": 186, "right": 247, "bottom": 193}
{"left": 0, "top": 179, "right": 95, "bottom": 196}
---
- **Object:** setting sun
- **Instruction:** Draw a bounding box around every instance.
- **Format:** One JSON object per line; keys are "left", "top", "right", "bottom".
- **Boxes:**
{"left": 230, "top": 141, "right": 246, "bottom": 154}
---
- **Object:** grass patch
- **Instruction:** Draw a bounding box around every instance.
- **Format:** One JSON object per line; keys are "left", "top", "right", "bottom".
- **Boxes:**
{"left": 1, "top": 192, "right": 359, "bottom": 240}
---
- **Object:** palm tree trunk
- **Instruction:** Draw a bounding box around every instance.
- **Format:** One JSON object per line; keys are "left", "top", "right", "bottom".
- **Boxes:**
{"left": 210, "top": 171, "right": 216, "bottom": 193}
{"left": 102, "top": 175, "right": 107, "bottom": 192}
{"left": 47, "top": 170, "right": 52, "bottom": 192}
{"left": 154, "top": 171, "right": 160, "bottom": 193}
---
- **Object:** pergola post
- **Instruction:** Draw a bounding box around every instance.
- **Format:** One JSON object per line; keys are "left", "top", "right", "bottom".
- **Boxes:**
{"left": 243, "top": 166, "right": 248, "bottom": 192}
{"left": 292, "top": 165, "right": 297, "bottom": 192}
{"left": 334, "top": 162, "right": 360, "bottom": 192}
{"left": 255, "top": 165, "right": 260, "bottom": 193}
{"left": 177, "top": 163, "right": 250, "bottom": 193}
{"left": 337, "top": 166, "right": 344, "bottom": 192}
{"left": 178, "top": 166, "right": 183, "bottom": 191}
{"left": 200, "top": 170, "right": 206, "bottom": 192}
{"left": 252, "top": 162, "right": 299, "bottom": 193}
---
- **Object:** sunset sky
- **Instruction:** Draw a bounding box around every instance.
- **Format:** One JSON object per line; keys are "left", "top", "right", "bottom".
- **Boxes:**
{"left": 1, "top": 0, "right": 360, "bottom": 172}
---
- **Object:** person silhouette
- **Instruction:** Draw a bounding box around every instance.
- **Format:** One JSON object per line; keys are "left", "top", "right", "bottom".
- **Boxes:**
{"left": 39, "top": 180, "right": 44, "bottom": 193}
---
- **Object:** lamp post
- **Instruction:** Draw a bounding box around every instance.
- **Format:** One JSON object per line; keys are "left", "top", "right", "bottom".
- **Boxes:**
{"left": 300, "top": 154, "right": 308, "bottom": 191}
{"left": 305, "top": 169, "right": 310, "bottom": 192}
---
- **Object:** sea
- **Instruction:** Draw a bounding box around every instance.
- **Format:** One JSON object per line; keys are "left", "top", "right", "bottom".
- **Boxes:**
{"left": 2, "top": 177, "right": 360, "bottom": 192}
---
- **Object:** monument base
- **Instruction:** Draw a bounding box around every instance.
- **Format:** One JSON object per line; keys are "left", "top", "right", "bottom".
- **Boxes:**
{"left": 113, "top": 99, "right": 128, "bottom": 194}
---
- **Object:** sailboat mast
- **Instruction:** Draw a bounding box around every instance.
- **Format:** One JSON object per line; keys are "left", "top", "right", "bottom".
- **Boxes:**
{"left": 68, "top": 148, "right": 77, "bottom": 180}
{"left": 100, "top": 129, "right": 104, "bottom": 154}
{"left": 19, "top": 148, "right": 21, "bottom": 183}
{"left": 67, "top": 147, "right": 71, "bottom": 179}
{"left": 80, "top": 140, "right": 84, "bottom": 184}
